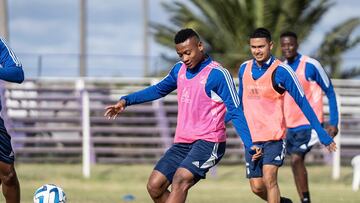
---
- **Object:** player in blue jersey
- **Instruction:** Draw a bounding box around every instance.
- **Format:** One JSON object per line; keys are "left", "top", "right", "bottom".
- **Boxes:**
{"left": 234, "top": 28, "right": 336, "bottom": 203}
{"left": 0, "top": 37, "right": 24, "bottom": 203}
{"left": 105, "top": 28, "right": 261, "bottom": 203}
{"left": 280, "top": 31, "right": 339, "bottom": 203}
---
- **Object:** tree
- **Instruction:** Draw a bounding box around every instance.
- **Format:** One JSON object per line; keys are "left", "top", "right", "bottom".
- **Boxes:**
{"left": 316, "top": 17, "right": 360, "bottom": 78}
{"left": 152, "top": 0, "right": 332, "bottom": 74}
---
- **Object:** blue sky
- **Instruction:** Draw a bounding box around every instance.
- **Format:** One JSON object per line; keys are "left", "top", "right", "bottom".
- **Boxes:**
{"left": 6, "top": 0, "right": 360, "bottom": 78}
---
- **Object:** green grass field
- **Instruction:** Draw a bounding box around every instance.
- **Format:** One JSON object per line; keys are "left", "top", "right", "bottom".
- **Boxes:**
{"left": 2, "top": 164, "right": 359, "bottom": 203}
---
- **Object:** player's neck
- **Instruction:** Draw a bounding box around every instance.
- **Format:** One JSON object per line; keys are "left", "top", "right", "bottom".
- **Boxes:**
{"left": 255, "top": 56, "right": 271, "bottom": 67}
{"left": 286, "top": 54, "right": 298, "bottom": 63}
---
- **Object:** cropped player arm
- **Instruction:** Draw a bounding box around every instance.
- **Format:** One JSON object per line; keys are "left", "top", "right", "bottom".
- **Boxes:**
{"left": 306, "top": 62, "right": 338, "bottom": 126}
{"left": 207, "top": 68, "right": 253, "bottom": 148}
{"left": 275, "top": 66, "right": 333, "bottom": 145}
{"left": 121, "top": 64, "right": 179, "bottom": 106}
{"left": 0, "top": 38, "right": 24, "bottom": 83}
{"left": 224, "top": 64, "right": 245, "bottom": 123}
{"left": 237, "top": 64, "right": 247, "bottom": 106}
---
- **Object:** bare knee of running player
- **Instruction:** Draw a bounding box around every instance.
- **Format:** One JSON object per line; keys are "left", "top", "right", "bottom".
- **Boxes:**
{"left": 0, "top": 162, "right": 20, "bottom": 203}
{"left": 167, "top": 168, "right": 197, "bottom": 203}
{"left": 249, "top": 177, "right": 267, "bottom": 200}
{"left": 147, "top": 170, "right": 171, "bottom": 203}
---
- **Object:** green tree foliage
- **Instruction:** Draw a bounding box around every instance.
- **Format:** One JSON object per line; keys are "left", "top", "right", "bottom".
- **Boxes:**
{"left": 316, "top": 18, "right": 360, "bottom": 78}
{"left": 152, "top": 0, "right": 332, "bottom": 74}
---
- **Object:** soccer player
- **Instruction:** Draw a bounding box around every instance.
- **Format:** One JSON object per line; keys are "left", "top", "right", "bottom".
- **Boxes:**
{"left": 236, "top": 28, "right": 336, "bottom": 203}
{"left": 0, "top": 37, "right": 24, "bottom": 203}
{"left": 104, "top": 28, "right": 261, "bottom": 203}
{"left": 280, "top": 31, "right": 339, "bottom": 203}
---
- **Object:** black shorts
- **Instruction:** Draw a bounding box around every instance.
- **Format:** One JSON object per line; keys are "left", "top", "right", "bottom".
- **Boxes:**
{"left": 0, "top": 117, "right": 14, "bottom": 164}
{"left": 286, "top": 128, "right": 316, "bottom": 156}
{"left": 245, "top": 140, "right": 286, "bottom": 178}
{"left": 154, "top": 140, "right": 226, "bottom": 182}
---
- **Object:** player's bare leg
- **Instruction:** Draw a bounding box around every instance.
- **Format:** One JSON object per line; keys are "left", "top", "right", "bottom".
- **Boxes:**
{"left": 0, "top": 162, "right": 20, "bottom": 203}
{"left": 147, "top": 170, "right": 171, "bottom": 203}
{"left": 249, "top": 177, "right": 267, "bottom": 201}
{"left": 291, "top": 153, "right": 310, "bottom": 202}
{"left": 263, "top": 164, "right": 280, "bottom": 203}
{"left": 166, "top": 167, "right": 196, "bottom": 203}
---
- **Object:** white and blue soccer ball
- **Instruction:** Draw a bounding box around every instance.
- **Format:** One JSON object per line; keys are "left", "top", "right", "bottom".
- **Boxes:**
{"left": 33, "top": 184, "right": 67, "bottom": 203}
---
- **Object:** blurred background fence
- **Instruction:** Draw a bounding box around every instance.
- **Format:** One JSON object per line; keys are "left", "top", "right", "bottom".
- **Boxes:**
{"left": 2, "top": 77, "right": 359, "bottom": 167}
{"left": 17, "top": 53, "right": 173, "bottom": 78}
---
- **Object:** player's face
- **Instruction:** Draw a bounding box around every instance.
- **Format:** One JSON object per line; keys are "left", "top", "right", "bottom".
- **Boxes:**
{"left": 175, "top": 37, "right": 205, "bottom": 69}
{"left": 249, "top": 38, "right": 273, "bottom": 65}
{"left": 280, "top": 36, "right": 298, "bottom": 60}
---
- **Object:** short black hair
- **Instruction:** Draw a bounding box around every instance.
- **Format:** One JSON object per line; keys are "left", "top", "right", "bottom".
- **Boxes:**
{"left": 174, "top": 28, "right": 200, "bottom": 44}
{"left": 249, "top": 27, "right": 272, "bottom": 41}
{"left": 280, "top": 31, "right": 298, "bottom": 40}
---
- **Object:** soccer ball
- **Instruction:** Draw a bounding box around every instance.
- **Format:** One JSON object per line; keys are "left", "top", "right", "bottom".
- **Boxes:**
{"left": 33, "top": 184, "right": 67, "bottom": 203}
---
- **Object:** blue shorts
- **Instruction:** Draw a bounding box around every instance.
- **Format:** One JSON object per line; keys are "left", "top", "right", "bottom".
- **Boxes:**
{"left": 154, "top": 140, "right": 226, "bottom": 182}
{"left": 286, "top": 128, "right": 317, "bottom": 156}
{"left": 245, "top": 140, "right": 286, "bottom": 179}
{"left": 0, "top": 117, "right": 14, "bottom": 164}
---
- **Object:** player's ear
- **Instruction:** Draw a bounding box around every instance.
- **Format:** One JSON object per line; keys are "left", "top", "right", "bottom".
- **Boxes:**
{"left": 295, "top": 41, "right": 299, "bottom": 50}
{"left": 198, "top": 41, "right": 204, "bottom": 52}
{"left": 269, "top": 41, "right": 274, "bottom": 50}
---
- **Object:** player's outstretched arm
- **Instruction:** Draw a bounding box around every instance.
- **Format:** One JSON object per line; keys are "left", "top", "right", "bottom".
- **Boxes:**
{"left": 0, "top": 37, "right": 24, "bottom": 83}
{"left": 307, "top": 62, "right": 339, "bottom": 138}
{"left": 326, "top": 141, "right": 337, "bottom": 152}
{"left": 207, "top": 68, "right": 262, "bottom": 160}
{"left": 104, "top": 99, "right": 126, "bottom": 119}
{"left": 276, "top": 65, "right": 336, "bottom": 151}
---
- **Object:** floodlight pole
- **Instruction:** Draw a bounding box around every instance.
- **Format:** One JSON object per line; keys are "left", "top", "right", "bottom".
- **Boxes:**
{"left": 79, "top": 0, "right": 87, "bottom": 77}
{"left": 0, "top": 0, "right": 9, "bottom": 40}
{"left": 143, "top": 0, "right": 149, "bottom": 77}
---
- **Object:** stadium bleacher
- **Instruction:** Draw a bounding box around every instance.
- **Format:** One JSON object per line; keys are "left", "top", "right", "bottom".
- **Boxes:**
{"left": 2, "top": 78, "right": 360, "bottom": 164}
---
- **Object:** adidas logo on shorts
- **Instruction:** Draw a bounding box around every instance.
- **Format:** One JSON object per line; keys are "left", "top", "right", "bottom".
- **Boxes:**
{"left": 9, "top": 151, "right": 14, "bottom": 157}
{"left": 300, "top": 144, "right": 308, "bottom": 150}
{"left": 192, "top": 161, "right": 200, "bottom": 168}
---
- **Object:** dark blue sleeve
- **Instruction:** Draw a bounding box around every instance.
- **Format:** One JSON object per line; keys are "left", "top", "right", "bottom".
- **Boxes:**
{"left": 275, "top": 65, "right": 333, "bottom": 145}
{"left": 121, "top": 63, "right": 180, "bottom": 106}
{"left": 305, "top": 61, "right": 338, "bottom": 126}
{"left": 224, "top": 63, "right": 246, "bottom": 123}
{"left": 0, "top": 38, "right": 24, "bottom": 83}
{"left": 207, "top": 68, "right": 253, "bottom": 149}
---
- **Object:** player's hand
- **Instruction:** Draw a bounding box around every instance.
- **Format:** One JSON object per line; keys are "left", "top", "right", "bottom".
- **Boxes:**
{"left": 104, "top": 99, "right": 126, "bottom": 119}
{"left": 326, "top": 125, "right": 338, "bottom": 138}
{"left": 250, "top": 145, "right": 262, "bottom": 161}
{"left": 326, "top": 141, "right": 337, "bottom": 152}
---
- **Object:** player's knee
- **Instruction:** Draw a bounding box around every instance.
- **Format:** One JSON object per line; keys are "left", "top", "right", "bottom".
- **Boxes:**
{"left": 291, "top": 155, "right": 303, "bottom": 166}
{"left": 250, "top": 183, "right": 265, "bottom": 196}
{"left": 172, "top": 173, "right": 193, "bottom": 191}
{"left": 146, "top": 179, "right": 163, "bottom": 198}
{"left": 1, "top": 169, "right": 18, "bottom": 186}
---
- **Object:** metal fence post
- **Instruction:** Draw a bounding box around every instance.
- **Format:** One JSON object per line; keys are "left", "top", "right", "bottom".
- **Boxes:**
{"left": 332, "top": 93, "right": 341, "bottom": 180}
{"left": 76, "top": 79, "right": 91, "bottom": 178}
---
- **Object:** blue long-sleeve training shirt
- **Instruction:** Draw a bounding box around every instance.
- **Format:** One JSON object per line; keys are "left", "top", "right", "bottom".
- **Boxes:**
{"left": 121, "top": 56, "right": 254, "bottom": 149}
{"left": 0, "top": 38, "right": 24, "bottom": 111}
{"left": 237, "top": 56, "right": 333, "bottom": 145}
{"left": 285, "top": 53, "right": 338, "bottom": 129}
